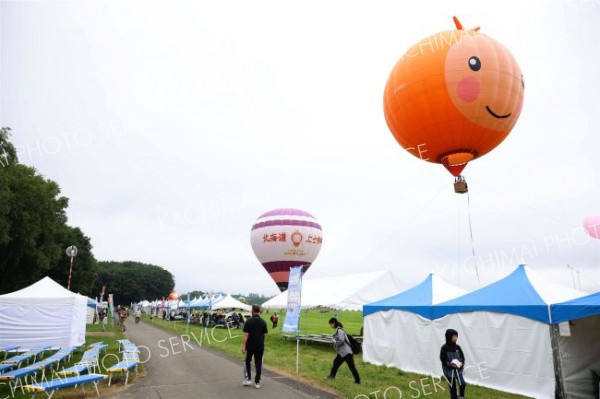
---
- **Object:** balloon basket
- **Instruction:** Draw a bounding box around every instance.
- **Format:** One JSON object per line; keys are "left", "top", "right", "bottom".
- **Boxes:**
{"left": 454, "top": 176, "right": 468, "bottom": 194}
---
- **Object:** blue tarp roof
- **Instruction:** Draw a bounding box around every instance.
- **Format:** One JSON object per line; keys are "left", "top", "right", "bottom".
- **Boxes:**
{"left": 432, "top": 265, "right": 552, "bottom": 323}
{"left": 551, "top": 291, "right": 600, "bottom": 323}
{"left": 363, "top": 274, "right": 436, "bottom": 318}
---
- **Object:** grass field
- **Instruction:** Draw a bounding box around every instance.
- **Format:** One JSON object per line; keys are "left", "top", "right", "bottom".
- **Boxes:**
{"left": 146, "top": 310, "right": 530, "bottom": 399}
{"left": 0, "top": 322, "right": 139, "bottom": 399}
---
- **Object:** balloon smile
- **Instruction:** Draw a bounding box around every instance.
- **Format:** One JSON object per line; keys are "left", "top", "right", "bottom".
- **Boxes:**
{"left": 486, "top": 106, "right": 511, "bottom": 119}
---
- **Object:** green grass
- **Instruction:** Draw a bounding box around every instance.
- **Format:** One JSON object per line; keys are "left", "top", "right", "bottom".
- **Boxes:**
{"left": 0, "top": 321, "right": 138, "bottom": 399}
{"left": 146, "top": 310, "right": 530, "bottom": 399}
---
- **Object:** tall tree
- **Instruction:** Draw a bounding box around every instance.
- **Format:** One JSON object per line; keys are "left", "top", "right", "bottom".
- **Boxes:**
{"left": 94, "top": 261, "right": 175, "bottom": 306}
{"left": 0, "top": 129, "right": 70, "bottom": 293}
{"left": 0, "top": 128, "right": 17, "bottom": 247}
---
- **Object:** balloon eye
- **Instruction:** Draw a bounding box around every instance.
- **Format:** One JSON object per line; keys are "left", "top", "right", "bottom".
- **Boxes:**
{"left": 521, "top": 74, "right": 525, "bottom": 89}
{"left": 468, "top": 56, "right": 481, "bottom": 71}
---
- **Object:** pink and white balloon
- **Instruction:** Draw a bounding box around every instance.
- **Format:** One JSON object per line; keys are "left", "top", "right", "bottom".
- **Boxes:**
{"left": 250, "top": 208, "right": 323, "bottom": 291}
{"left": 583, "top": 216, "right": 600, "bottom": 240}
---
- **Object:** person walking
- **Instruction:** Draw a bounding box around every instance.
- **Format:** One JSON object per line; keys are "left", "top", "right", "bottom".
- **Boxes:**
{"left": 242, "top": 304, "right": 268, "bottom": 389}
{"left": 326, "top": 317, "right": 360, "bottom": 384}
{"left": 101, "top": 309, "right": 108, "bottom": 332}
{"left": 440, "top": 328, "right": 466, "bottom": 399}
{"left": 269, "top": 312, "right": 278, "bottom": 329}
{"left": 231, "top": 312, "right": 240, "bottom": 329}
{"left": 119, "top": 306, "right": 128, "bottom": 332}
{"left": 98, "top": 309, "right": 108, "bottom": 332}
{"left": 135, "top": 306, "right": 141, "bottom": 324}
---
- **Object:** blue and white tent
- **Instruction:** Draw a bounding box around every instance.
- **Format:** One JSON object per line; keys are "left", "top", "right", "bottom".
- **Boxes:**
{"left": 432, "top": 265, "right": 583, "bottom": 322}
{"left": 189, "top": 293, "right": 224, "bottom": 310}
{"left": 363, "top": 273, "right": 467, "bottom": 319}
{"left": 363, "top": 265, "right": 587, "bottom": 399}
{"left": 362, "top": 274, "right": 467, "bottom": 382}
{"left": 551, "top": 291, "right": 600, "bottom": 399}
{"left": 551, "top": 290, "right": 600, "bottom": 323}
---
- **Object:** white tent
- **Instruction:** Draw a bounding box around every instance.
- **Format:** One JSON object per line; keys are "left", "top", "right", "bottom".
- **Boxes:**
{"left": 0, "top": 276, "right": 88, "bottom": 348}
{"left": 211, "top": 294, "right": 251, "bottom": 311}
{"left": 363, "top": 265, "right": 587, "bottom": 399}
{"left": 262, "top": 270, "right": 407, "bottom": 311}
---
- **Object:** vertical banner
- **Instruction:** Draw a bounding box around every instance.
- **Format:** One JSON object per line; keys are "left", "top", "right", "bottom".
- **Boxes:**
{"left": 282, "top": 266, "right": 303, "bottom": 333}
{"left": 186, "top": 293, "right": 191, "bottom": 333}
{"left": 108, "top": 294, "right": 114, "bottom": 325}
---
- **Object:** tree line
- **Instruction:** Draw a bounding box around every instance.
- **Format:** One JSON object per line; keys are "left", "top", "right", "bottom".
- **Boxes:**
{"left": 0, "top": 127, "right": 175, "bottom": 302}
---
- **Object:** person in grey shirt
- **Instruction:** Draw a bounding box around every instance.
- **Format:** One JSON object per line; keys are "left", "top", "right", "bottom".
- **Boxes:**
{"left": 326, "top": 317, "right": 360, "bottom": 384}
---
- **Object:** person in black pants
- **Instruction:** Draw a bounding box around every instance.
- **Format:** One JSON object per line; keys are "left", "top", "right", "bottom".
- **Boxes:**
{"left": 440, "top": 328, "right": 466, "bottom": 399}
{"left": 242, "top": 304, "right": 268, "bottom": 389}
{"left": 326, "top": 317, "right": 360, "bottom": 384}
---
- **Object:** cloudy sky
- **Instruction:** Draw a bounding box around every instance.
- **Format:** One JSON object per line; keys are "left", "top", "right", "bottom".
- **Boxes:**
{"left": 2, "top": 0, "right": 599, "bottom": 297}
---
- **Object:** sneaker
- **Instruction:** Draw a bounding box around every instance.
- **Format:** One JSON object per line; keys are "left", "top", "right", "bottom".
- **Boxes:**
{"left": 254, "top": 383, "right": 261, "bottom": 389}
{"left": 242, "top": 380, "right": 252, "bottom": 386}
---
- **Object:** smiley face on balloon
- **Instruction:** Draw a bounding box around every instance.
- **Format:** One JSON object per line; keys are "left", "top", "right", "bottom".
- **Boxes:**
{"left": 384, "top": 17, "right": 525, "bottom": 176}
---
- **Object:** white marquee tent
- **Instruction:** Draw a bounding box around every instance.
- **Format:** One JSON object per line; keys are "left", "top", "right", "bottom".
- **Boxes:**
{"left": 262, "top": 270, "right": 407, "bottom": 311}
{"left": 0, "top": 277, "right": 88, "bottom": 348}
{"left": 211, "top": 294, "right": 251, "bottom": 311}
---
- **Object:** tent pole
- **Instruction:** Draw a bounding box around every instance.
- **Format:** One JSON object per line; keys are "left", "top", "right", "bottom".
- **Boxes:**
{"left": 296, "top": 334, "right": 300, "bottom": 373}
{"left": 549, "top": 324, "right": 567, "bottom": 399}
{"left": 296, "top": 308, "right": 301, "bottom": 373}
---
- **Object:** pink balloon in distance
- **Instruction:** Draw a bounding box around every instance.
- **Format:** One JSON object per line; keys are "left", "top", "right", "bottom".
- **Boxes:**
{"left": 583, "top": 215, "right": 600, "bottom": 240}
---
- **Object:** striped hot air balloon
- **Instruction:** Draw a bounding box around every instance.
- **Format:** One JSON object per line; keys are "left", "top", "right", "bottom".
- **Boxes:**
{"left": 250, "top": 208, "right": 323, "bottom": 291}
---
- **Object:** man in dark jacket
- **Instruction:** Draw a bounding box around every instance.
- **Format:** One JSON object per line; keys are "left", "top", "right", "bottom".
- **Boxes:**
{"left": 242, "top": 304, "right": 268, "bottom": 389}
{"left": 440, "top": 328, "right": 466, "bottom": 399}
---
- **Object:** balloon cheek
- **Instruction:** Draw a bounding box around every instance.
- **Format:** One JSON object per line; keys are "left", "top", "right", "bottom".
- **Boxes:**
{"left": 456, "top": 77, "right": 481, "bottom": 102}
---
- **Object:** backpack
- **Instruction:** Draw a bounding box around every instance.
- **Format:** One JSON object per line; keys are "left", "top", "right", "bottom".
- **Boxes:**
{"left": 347, "top": 334, "right": 362, "bottom": 354}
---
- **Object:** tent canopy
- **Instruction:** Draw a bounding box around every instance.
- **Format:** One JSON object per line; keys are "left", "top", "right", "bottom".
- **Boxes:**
{"left": 262, "top": 270, "right": 406, "bottom": 311}
{"left": 363, "top": 273, "right": 468, "bottom": 318}
{"left": 211, "top": 294, "right": 251, "bottom": 311}
{"left": 551, "top": 290, "right": 600, "bottom": 323}
{"left": 0, "top": 276, "right": 87, "bottom": 348}
{"left": 87, "top": 297, "right": 98, "bottom": 309}
{"left": 190, "top": 294, "right": 223, "bottom": 309}
{"left": 432, "top": 265, "right": 585, "bottom": 323}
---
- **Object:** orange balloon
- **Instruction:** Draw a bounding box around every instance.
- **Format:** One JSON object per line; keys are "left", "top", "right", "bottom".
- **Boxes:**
{"left": 384, "top": 17, "right": 524, "bottom": 176}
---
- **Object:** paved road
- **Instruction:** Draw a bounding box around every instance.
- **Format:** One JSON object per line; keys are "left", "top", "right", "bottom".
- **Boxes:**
{"left": 106, "top": 319, "right": 339, "bottom": 399}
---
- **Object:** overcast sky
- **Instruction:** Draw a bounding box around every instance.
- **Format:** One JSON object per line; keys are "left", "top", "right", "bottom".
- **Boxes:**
{"left": 2, "top": 0, "right": 599, "bottom": 297}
